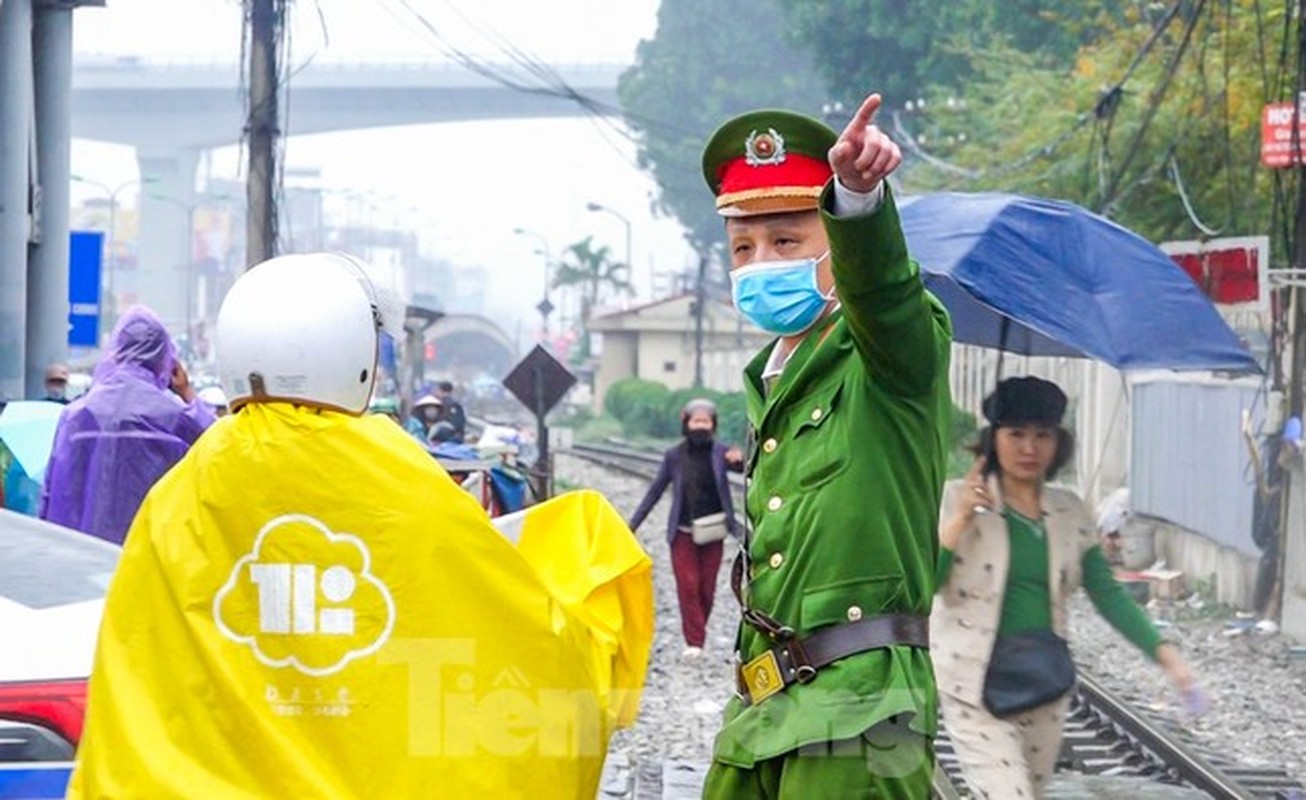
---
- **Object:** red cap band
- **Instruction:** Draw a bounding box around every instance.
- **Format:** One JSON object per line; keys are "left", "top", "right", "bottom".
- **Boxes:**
{"left": 716, "top": 152, "right": 832, "bottom": 201}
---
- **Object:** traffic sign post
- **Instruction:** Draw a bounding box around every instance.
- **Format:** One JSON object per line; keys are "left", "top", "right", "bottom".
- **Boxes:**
{"left": 1261, "top": 97, "right": 1306, "bottom": 168}
{"left": 502, "top": 344, "right": 577, "bottom": 502}
{"left": 68, "top": 230, "right": 104, "bottom": 348}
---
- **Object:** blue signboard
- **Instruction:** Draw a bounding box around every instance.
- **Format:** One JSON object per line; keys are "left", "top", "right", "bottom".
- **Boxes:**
{"left": 68, "top": 230, "right": 104, "bottom": 347}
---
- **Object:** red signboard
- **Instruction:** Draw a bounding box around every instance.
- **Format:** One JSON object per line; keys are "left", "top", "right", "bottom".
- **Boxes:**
{"left": 1160, "top": 237, "right": 1269, "bottom": 309}
{"left": 1261, "top": 101, "right": 1306, "bottom": 168}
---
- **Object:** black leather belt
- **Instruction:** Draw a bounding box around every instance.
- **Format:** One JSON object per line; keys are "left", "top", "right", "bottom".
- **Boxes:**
{"left": 735, "top": 613, "right": 930, "bottom": 705}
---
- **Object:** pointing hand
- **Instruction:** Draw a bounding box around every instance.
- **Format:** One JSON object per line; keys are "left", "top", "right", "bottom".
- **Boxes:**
{"left": 828, "top": 93, "right": 902, "bottom": 194}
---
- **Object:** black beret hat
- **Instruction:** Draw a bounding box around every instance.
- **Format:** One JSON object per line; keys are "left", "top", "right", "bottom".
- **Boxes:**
{"left": 982, "top": 376, "right": 1067, "bottom": 426}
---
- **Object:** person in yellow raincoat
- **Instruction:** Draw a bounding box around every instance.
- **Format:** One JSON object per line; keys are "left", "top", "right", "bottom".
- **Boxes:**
{"left": 68, "top": 252, "right": 653, "bottom": 799}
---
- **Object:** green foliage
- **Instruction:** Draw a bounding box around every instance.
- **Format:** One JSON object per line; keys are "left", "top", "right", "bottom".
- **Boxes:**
{"left": 616, "top": 0, "right": 826, "bottom": 256}
{"left": 951, "top": 403, "right": 978, "bottom": 451}
{"left": 552, "top": 235, "right": 635, "bottom": 359}
{"left": 602, "top": 378, "right": 672, "bottom": 435}
{"left": 947, "top": 403, "right": 980, "bottom": 479}
{"left": 574, "top": 414, "right": 624, "bottom": 443}
{"left": 1169, "top": 574, "right": 1238, "bottom": 621}
{"left": 603, "top": 377, "right": 747, "bottom": 447}
{"left": 887, "top": 1, "right": 1287, "bottom": 254}
{"left": 621, "top": 1, "right": 1287, "bottom": 264}
{"left": 783, "top": 1, "right": 1131, "bottom": 108}
{"left": 549, "top": 403, "right": 595, "bottom": 429}
{"left": 714, "top": 393, "right": 748, "bottom": 449}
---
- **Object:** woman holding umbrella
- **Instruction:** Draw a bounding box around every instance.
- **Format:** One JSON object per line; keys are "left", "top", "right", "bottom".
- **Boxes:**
{"left": 931, "top": 375, "right": 1203, "bottom": 798}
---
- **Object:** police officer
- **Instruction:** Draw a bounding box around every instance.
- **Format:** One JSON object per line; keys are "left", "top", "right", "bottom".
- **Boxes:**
{"left": 699, "top": 93, "right": 953, "bottom": 798}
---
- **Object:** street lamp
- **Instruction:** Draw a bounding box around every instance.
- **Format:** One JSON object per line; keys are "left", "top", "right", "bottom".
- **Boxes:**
{"left": 513, "top": 226, "right": 554, "bottom": 338}
{"left": 585, "top": 201, "right": 632, "bottom": 280}
{"left": 70, "top": 174, "right": 154, "bottom": 336}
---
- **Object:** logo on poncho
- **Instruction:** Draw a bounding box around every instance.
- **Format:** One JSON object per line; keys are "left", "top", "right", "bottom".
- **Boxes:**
{"left": 214, "top": 514, "right": 395, "bottom": 676}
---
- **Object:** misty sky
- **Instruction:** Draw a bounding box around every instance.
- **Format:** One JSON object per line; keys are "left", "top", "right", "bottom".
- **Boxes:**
{"left": 70, "top": 0, "right": 698, "bottom": 333}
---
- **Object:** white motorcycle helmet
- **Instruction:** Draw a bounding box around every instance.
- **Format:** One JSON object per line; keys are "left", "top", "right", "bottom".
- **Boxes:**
{"left": 216, "top": 252, "right": 401, "bottom": 415}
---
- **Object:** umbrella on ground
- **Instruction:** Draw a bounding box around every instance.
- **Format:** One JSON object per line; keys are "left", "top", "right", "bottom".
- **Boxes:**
{"left": 0, "top": 400, "right": 65, "bottom": 483}
{"left": 899, "top": 192, "right": 1260, "bottom": 372}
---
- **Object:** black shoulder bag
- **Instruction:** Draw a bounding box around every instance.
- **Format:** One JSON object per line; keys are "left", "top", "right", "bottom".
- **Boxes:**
{"left": 981, "top": 629, "right": 1076, "bottom": 718}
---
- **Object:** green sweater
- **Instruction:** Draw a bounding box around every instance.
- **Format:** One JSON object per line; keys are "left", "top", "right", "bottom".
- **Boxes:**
{"left": 937, "top": 508, "right": 1162, "bottom": 660}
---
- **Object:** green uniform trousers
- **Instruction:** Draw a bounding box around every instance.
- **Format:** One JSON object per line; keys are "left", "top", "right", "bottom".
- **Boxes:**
{"left": 701, "top": 715, "right": 934, "bottom": 799}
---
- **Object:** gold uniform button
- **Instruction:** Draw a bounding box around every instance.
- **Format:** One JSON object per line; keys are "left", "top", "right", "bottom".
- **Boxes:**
{"left": 767, "top": 496, "right": 783, "bottom": 512}
{"left": 762, "top": 438, "right": 777, "bottom": 453}
{"left": 769, "top": 552, "right": 784, "bottom": 569}
{"left": 810, "top": 407, "right": 823, "bottom": 421}
{"left": 846, "top": 605, "right": 863, "bottom": 622}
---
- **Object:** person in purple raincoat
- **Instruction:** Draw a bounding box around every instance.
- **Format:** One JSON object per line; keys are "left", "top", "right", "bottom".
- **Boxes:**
{"left": 39, "top": 306, "right": 215, "bottom": 545}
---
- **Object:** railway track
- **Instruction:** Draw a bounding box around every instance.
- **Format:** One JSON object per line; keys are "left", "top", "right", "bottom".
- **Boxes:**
{"left": 566, "top": 441, "right": 1305, "bottom": 800}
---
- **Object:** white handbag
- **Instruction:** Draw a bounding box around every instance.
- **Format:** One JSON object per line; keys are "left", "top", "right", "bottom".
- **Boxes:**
{"left": 690, "top": 512, "right": 729, "bottom": 545}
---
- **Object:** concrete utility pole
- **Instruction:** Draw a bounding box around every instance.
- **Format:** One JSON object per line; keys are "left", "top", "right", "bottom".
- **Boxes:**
{"left": 0, "top": 0, "right": 35, "bottom": 400}
{"left": 28, "top": 1, "right": 76, "bottom": 393}
{"left": 245, "top": 0, "right": 282, "bottom": 268}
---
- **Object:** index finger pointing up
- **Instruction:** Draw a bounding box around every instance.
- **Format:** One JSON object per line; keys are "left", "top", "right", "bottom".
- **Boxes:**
{"left": 842, "top": 93, "right": 883, "bottom": 138}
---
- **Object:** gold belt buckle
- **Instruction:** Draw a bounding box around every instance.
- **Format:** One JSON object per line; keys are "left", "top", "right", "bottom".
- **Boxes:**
{"left": 741, "top": 649, "right": 784, "bottom": 704}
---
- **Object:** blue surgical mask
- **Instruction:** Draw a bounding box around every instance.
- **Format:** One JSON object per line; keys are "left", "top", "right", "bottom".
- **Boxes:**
{"left": 730, "top": 252, "right": 834, "bottom": 336}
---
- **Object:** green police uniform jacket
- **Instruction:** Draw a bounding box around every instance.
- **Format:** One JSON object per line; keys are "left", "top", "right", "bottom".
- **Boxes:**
{"left": 712, "top": 184, "right": 952, "bottom": 767}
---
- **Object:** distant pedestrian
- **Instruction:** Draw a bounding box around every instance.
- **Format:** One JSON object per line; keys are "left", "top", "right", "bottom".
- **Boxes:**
{"left": 628, "top": 399, "right": 742, "bottom": 659}
{"left": 368, "top": 395, "right": 403, "bottom": 425}
{"left": 42, "top": 362, "right": 71, "bottom": 404}
{"left": 40, "top": 306, "right": 215, "bottom": 544}
{"left": 435, "top": 380, "right": 467, "bottom": 440}
{"left": 406, "top": 392, "right": 443, "bottom": 443}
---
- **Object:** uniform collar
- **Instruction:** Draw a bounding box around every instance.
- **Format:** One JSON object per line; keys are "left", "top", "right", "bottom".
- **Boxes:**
{"left": 759, "top": 304, "right": 843, "bottom": 383}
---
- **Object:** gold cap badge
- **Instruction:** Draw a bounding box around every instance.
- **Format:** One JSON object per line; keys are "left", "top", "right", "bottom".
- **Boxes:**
{"left": 744, "top": 128, "right": 787, "bottom": 167}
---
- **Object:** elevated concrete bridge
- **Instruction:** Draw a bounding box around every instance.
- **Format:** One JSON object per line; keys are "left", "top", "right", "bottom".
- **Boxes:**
{"left": 70, "top": 56, "right": 623, "bottom": 334}
{"left": 426, "top": 312, "right": 518, "bottom": 380}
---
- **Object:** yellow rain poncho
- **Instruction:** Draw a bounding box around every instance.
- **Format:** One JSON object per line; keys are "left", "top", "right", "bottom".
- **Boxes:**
{"left": 68, "top": 404, "right": 652, "bottom": 799}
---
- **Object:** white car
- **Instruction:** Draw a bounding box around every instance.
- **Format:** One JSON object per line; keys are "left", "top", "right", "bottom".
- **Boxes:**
{"left": 0, "top": 510, "right": 118, "bottom": 799}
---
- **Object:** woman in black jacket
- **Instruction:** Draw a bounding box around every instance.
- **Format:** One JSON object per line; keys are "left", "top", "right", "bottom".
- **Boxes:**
{"left": 629, "top": 399, "right": 743, "bottom": 658}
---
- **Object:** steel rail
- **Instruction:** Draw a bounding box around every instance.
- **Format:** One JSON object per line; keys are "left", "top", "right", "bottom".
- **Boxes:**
{"left": 567, "top": 441, "right": 1296, "bottom": 800}
{"left": 1075, "top": 672, "right": 1259, "bottom": 800}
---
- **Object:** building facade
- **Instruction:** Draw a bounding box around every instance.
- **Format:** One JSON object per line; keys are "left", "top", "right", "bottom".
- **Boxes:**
{"left": 587, "top": 294, "right": 772, "bottom": 410}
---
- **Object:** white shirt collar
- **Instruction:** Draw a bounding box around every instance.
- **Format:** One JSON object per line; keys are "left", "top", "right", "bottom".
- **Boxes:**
{"left": 759, "top": 303, "right": 842, "bottom": 382}
{"left": 761, "top": 340, "right": 794, "bottom": 381}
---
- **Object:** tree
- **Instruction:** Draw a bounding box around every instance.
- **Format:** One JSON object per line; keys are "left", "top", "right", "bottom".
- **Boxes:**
{"left": 893, "top": 1, "right": 1288, "bottom": 249}
{"left": 783, "top": 1, "right": 1133, "bottom": 108}
{"left": 617, "top": 0, "right": 826, "bottom": 257}
{"left": 551, "top": 236, "right": 635, "bottom": 359}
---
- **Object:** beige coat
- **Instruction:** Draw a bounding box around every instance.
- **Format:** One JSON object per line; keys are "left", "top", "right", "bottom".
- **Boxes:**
{"left": 930, "top": 477, "right": 1098, "bottom": 707}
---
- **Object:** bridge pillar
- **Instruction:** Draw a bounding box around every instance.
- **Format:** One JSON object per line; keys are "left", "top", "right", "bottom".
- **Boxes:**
{"left": 28, "top": 2, "right": 75, "bottom": 394}
{"left": 134, "top": 150, "right": 199, "bottom": 340}
{"left": 0, "top": 0, "right": 35, "bottom": 400}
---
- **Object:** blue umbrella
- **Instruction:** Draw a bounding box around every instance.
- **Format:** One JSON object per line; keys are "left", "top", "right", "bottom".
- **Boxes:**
{"left": 0, "top": 400, "right": 65, "bottom": 483}
{"left": 898, "top": 192, "right": 1261, "bottom": 372}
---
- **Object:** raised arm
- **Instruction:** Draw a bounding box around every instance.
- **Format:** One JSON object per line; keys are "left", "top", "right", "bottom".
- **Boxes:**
{"left": 825, "top": 93, "right": 952, "bottom": 397}
{"left": 628, "top": 449, "right": 675, "bottom": 531}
